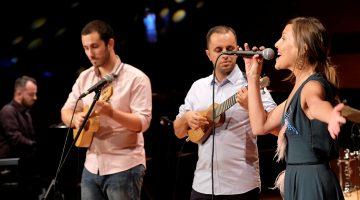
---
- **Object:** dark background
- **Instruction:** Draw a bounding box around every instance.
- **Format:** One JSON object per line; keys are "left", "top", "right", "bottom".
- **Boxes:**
{"left": 0, "top": 0, "right": 359, "bottom": 199}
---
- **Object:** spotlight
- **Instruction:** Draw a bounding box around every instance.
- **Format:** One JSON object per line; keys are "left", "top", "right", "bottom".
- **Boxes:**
{"left": 143, "top": 8, "right": 158, "bottom": 43}
{"left": 172, "top": 9, "right": 186, "bottom": 23}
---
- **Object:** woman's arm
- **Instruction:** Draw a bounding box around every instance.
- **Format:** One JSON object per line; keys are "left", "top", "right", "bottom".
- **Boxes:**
{"left": 301, "top": 81, "right": 346, "bottom": 138}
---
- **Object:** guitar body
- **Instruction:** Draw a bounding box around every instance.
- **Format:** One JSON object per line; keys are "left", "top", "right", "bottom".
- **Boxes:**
{"left": 186, "top": 76, "right": 270, "bottom": 144}
{"left": 73, "top": 106, "right": 99, "bottom": 147}
{"left": 187, "top": 103, "right": 225, "bottom": 144}
{"left": 73, "top": 86, "right": 113, "bottom": 148}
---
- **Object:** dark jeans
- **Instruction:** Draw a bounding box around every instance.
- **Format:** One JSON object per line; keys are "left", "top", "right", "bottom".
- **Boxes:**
{"left": 190, "top": 187, "right": 260, "bottom": 200}
{"left": 81, "top": 164, "right": 145, "bottom": 200}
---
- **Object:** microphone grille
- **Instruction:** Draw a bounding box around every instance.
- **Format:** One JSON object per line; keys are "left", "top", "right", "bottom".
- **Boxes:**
{"left": 262, "top": 48, "right": 275, "bottom": 60}
{"left": 104, "top": 73, "right": 116, "bottom": 82}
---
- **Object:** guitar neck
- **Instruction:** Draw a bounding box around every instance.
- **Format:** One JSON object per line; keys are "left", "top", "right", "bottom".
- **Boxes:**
{"left": 214, "top": 92, "right": 238, "bottom": 118}
{"left": 213, "top": 76, "right": 269, "bottom": 119}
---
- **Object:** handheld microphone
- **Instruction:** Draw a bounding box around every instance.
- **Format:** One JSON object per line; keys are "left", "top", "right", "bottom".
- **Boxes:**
{"left": 79, "top": 73, "right": 117, "bottom": 99}
{"left": 223, "top": 48, "right": 275, "bottom": 60}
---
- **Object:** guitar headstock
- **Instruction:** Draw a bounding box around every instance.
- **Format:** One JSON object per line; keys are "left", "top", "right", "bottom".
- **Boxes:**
{"left": 259, "top": 76, "right": 270, "bottom": 89}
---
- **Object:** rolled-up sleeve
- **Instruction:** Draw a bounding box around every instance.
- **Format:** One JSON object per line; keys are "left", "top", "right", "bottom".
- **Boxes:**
{"left": 61, "top": 76, "right": 84, "bottom": 112}
{"left": 176, "top": 83, "right": 197, "bottom": 119}
{"left": 130, "top": 75, "right": 152, "bottom": 133}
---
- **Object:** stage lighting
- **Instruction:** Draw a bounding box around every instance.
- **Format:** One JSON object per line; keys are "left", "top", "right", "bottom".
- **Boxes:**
{"left": 143, "top": 9, "right": 158, "bottom": 43}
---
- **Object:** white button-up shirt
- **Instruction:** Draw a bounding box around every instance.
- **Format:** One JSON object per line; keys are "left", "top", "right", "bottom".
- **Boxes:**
{"left": 176, "top": 65, "right": 276, "bottom": 195}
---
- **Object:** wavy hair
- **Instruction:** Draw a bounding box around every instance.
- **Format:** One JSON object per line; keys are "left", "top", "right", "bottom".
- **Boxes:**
{"left": 286, "top": 17, "right": 339, "bottom": 88}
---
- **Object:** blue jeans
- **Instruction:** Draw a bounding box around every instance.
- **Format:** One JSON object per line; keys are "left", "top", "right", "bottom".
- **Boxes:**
{"left": 81, "top": 164, "right": 145, "bottom": 200}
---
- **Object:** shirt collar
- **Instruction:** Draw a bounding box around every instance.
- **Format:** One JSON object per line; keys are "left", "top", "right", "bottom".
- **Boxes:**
{"left": 93, "top": 55, "right": 123, "bottom": 77}
{"left": 210, "top": 64, "right": 242, "bottom": 86}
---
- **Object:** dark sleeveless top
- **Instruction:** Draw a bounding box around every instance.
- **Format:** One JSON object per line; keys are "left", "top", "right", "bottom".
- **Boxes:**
{"left": 282, "top": 73, "right": 339, "bottom": 164}
{"left": 281, "top": 73, "right": 344, "bottom": 200}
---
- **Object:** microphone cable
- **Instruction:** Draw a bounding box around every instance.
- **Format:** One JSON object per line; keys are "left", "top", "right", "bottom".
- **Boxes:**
{"left": 57, "top": 90, "right": 101, "bottom": 174}
{"left": 209, "top": 52, "right": 226, "bottom": 199}
{"left": 42, "top": 99, "right": 79, "bottom": 200}
{"left": 44, "top": 89, "right": 101, "bottom": 199}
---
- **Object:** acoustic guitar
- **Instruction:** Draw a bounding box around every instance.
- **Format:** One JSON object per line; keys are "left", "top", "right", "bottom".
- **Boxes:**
{"left": 186, "top": 76, "right": 270, "bottom": 144}
{"left": 73, "top": 86, "right": 113, "bottom": 148}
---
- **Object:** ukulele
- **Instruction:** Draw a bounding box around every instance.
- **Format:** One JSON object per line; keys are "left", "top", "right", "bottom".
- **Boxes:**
{"left": 186, "top": 76, "right": 270, "bottom": 144}
{"left": 73, "top": 86, "right": 113, "bottom": 148}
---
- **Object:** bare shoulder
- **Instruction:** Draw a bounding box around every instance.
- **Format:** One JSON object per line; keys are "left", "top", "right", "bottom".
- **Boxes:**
{"left": 301, "top": 80, "right": 326, "bottom": 99}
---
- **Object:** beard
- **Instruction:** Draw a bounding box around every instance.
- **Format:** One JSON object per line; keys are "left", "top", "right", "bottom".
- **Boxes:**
{"left": 91, "top": 48, "right": 111, "bottom": 68}
{"left": 22, "top": 98, "right": 35, "bottom": 108}
{"left": 217, "top": 62, "right": 235, "bottom": 76}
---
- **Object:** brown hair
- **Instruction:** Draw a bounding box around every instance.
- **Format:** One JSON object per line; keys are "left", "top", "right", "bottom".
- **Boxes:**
{"left": 14, "top": 75, "right": 36, "bottom": 92}
{"left": 206, "top": 25, "right": 237, "bottom": 48}
{"left": 287, "top": 17, "right": 338, "bottom": 88}
{"left": 81, "top": 20, "right": 114, "bottom": 45}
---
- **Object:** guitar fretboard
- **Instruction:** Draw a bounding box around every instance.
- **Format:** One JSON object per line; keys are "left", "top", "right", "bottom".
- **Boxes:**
{"left": 214, "top": 93, "right": 238, "bottom": 119}
{"left": 212, "top": 76, "right": 269, "bottom": 119}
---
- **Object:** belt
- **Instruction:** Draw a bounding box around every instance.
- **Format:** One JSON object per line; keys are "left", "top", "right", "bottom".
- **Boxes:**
{"left": 287, "top": 161, "right": 328, "bottom": 166}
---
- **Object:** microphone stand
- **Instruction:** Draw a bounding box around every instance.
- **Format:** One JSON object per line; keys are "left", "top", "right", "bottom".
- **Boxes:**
{"left": 42, "top": 89, "right": 102, "bottom": 200}
{"left": 73, "top": 90, "right": 101, "bottom": 147}
{"left": 210, "top": 53, "right": 225, "bottom": 199}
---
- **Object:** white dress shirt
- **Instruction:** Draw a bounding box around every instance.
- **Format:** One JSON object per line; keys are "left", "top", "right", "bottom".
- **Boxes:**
{"left": 176, "top": 65, "right": 276, "bottom": 195}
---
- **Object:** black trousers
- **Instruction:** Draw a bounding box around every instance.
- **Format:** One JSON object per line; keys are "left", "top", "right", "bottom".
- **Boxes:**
{"left": 190, "top": 187, "right": 260, "bottom": 200}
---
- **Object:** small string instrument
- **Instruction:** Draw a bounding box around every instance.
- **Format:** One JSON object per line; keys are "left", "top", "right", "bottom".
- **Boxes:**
{"left": 73, "top": 86, "right": 113, "bottom": 147}
{"left": 186, "top": 76, "right": 270, "bottom": 144}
